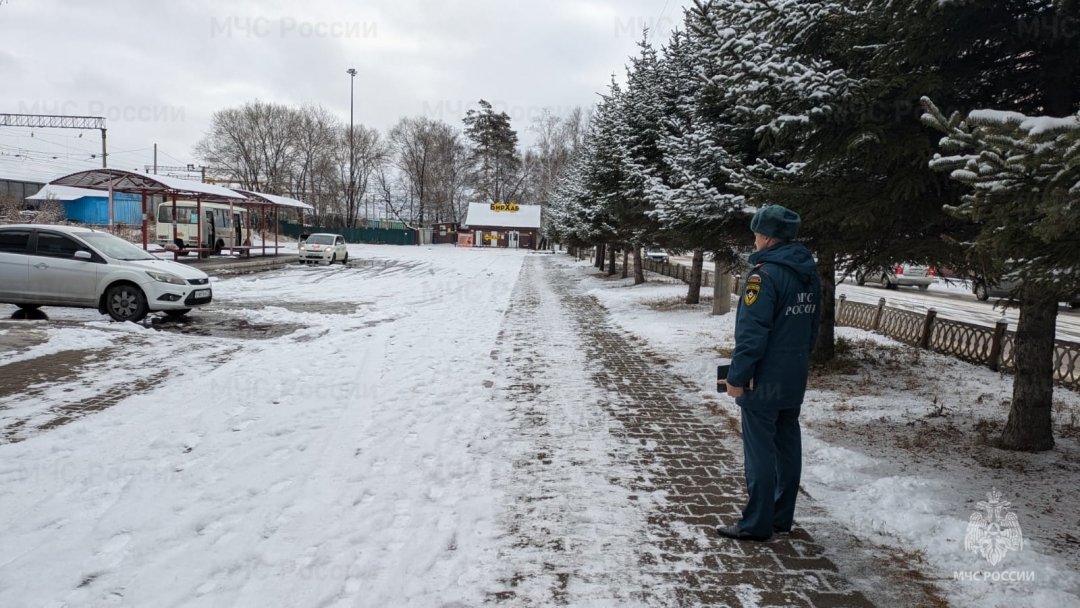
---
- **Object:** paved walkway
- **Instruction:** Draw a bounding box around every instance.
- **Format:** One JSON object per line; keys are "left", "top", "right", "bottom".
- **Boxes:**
{"left": 490, "top": 255, "right": 875, "bottom": 607}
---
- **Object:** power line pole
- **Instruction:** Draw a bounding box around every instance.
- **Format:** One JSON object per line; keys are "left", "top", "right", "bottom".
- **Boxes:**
{"left": 0, "top": 113, "right": 107, "bottom": 167}
{"left": 346, "top": 67, "right": 357, "bottom": 228}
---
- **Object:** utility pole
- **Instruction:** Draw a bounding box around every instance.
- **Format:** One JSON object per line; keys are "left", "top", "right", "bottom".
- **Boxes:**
{"left": 0, "top": 113, "right": 107, "bottom": 168}
{"left": 346, "top": 67, "right": 357, "bottom": 228}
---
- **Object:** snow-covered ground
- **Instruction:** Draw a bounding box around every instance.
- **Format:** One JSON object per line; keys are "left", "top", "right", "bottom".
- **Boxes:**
{"left": 2, "top": 246, "right": 1078, "bottom": 607}
{"left": 0, "top": 245, "right": 546, "bottom": 606}
{"left": 577, "top": 258, "right": 1080, "bottom": 608}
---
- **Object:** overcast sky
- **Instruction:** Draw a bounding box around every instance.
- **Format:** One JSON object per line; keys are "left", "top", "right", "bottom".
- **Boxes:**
{"left": 0, "top": 0, "right": 680, "bottom": 183}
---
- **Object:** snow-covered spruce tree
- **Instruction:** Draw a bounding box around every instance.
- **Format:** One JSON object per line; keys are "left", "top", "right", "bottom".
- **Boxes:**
{"left": 911, "top": 0, "right": 1080, "bottom": 452}
{"left": 810, "top": 0, "right": 1080, "bottom": 368}
{"left": 922, "top": 99, "right": 1080, "bottom": 451}
{"left": 547, "top": 145, "right": 598, "bottom": 251}
{"left": 701, "top": 0, "right": 1080, "bottom": 363}
{"left": 646, "top": 22, "right": 751, "bottom": 303}
{"left": 683, "top": 0, "right": 863, "bottom": 358}
{"left": 615, "top": 34, "right": 667, "bottom": 286}
{"left": 587, "top": 79, "right": 631, "bottom": 275}
{"left": 549, "top": 83, "right": 625, "bottom": 268}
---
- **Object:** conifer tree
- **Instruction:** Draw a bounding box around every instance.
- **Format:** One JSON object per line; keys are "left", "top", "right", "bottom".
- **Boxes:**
{"left": 549, "top": 83, "right": 625, "bottom": 260}
{"left": 463, "top": 100, "right": 523, "bottom": 204}
{"left": 922, "top": 99, "right": 1080, "bottom": 451}
{"left": 616, "top": 34, "right": 666, "bottom": 285}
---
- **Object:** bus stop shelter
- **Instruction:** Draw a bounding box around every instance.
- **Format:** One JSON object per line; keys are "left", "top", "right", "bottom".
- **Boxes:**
{"left": 232, "top": 189, "right": 313, "bottom": 257}
{"left": 48, "top": 169, "right": 312, "bottom": 258}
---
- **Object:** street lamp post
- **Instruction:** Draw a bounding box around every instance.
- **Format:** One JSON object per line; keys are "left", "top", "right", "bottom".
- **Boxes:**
{"left": 346, "top": 67, "right": 357, "bottom": 227}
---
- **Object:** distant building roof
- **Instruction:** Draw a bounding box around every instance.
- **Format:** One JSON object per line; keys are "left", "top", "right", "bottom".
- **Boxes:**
{"left": 27, "top": 184, "right": 110, "bottom": 201}
{"left": 463, "top": 202, "right": 541, "bottom": 229}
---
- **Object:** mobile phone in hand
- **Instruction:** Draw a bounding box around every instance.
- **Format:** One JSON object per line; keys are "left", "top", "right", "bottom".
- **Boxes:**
{"left": 717, "top": 364, "right": 729, "bottom": 393}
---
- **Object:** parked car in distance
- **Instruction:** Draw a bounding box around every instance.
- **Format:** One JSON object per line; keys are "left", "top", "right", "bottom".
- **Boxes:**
{"left": 298, "top": 233, "right": 348, "bottom": 265}
{"left": 0, "top": 224, "right": 212, "bottom": 322}
{"left": 973, "top": 277, "right": 1080, "bottom": 308}
{"left": 855, "top": 263, "right": 937, "bottom": 290}
{"left": 644, "top": 249, "right": 670, "bottom": 264}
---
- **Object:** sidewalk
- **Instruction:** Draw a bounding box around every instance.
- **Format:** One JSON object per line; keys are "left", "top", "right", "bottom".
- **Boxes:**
{"left": 488, "top": 255, "right": 876, "bottom": 606}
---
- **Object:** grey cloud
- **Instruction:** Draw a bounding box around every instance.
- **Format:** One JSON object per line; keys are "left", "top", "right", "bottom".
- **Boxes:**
{"left": 1, "top": 0, "right": 673, "bottom": 181}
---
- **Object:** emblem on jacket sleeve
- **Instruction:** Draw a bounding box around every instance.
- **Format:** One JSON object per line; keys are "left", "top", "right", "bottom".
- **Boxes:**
{"left": 744, "top": 283, "right": 760, "bottom": 306}
{"left": 964, "top": 488, "right": 1023, "bottom": 566}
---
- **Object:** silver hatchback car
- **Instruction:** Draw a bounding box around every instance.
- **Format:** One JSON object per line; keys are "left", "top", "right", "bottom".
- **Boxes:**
{"left": 0, "top": 224, "right": 212, "bottom": 322}
{"left": 855, "top": 263, "right": 937, "bottom": 290}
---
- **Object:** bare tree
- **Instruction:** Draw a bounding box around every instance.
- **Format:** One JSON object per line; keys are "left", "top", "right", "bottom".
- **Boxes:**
{"left": 337, "top": 125, "right": 388, "bottom": 228}
{"left": 375, "top": 164, "right": 416, "bottom": 227}
{"left": 389, "top": 117, "right": 459, "bottom": 228}
{"left": 528, "top": 107, "right": 591, "bottom": 205}
{"left": 0, "top": 193, "right": 24, "bottom": 223}
{"left": 35, "top": 196, "right": 64, "bottom": 224}
{"left": 195, "top": 100, "right": 301, "bottom": 193}
{"left": 290, "top": 105, "right": 340, "bottom": 224}
{"left": 426, "top": 129, "right": 472, "bottom": 223}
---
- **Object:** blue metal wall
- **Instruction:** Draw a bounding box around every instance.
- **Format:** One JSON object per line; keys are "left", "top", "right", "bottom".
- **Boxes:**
{"left": 62, "top": 193, "right": 143, "bottom": 225}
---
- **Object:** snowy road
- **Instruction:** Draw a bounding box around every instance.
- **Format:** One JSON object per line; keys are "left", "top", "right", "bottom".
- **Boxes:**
{"left": 665, "top": 254, "right": 1080, "bottom": 341}
{"left": 835, "top": 279, "right": 1080, "bottom": 342}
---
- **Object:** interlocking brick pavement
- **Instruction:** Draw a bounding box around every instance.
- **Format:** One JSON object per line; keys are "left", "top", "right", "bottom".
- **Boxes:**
{"left": 491, "top": 256, "right": 876, "bottom": 607}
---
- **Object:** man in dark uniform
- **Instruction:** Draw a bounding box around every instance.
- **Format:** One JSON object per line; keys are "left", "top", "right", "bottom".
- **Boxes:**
{"left": 718, "top": 205, "right": 821, "bottom": 542}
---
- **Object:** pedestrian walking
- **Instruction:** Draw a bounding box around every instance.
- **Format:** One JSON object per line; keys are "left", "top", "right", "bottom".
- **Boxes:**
{"left": 718, "top": 205, "right": 821, "bottom": 542}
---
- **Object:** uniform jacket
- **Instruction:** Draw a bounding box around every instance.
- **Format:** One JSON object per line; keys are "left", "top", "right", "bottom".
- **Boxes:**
{"left": 727, "top": 241, "right": 821, "bottom": 410}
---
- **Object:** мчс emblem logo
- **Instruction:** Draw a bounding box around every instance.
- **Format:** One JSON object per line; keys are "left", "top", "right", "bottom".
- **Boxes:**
{"left": 964, "top": 488, "right": 1023, "bottom": 566}
{"left": 744, "top": 284, "right": 760, "bottom": 306}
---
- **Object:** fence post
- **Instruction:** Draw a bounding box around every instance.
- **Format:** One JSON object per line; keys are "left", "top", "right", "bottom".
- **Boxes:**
{"left": 988, "top": 318, "right": 1008, "bottom": 372}
{"left": 873, "top": 298, "right": 886, "bottom": 331}
{"left": 920, "top": 308, "right": 937, "bottom": 350}
{"left": 837, "top": 294, "right": 846, "bottom": 325}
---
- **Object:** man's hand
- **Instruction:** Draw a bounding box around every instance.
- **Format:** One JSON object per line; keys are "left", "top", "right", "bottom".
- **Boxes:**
{"left": 726, "top": 383, "right": 745, "bottom": 398}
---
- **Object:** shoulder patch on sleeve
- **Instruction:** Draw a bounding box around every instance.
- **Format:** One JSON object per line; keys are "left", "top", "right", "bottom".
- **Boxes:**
{"left": 744, "top": 283, "right": 761, "bottom": 306}
{"left": 747, "top": 273, "right": 762, "bottom": 284}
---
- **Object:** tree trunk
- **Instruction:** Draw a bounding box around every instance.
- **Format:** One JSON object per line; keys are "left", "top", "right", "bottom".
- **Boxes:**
{"left": 1001, "top": 293, "right": 1057, "bottom": 451}
{"left": 633, "top": 246, "right": 645, "bottom": 285}
{"left": 595, "top": 243, "right": 605, "bottom": 269}
{"left": 812, "top": 248, "right": 836, "bottom": 363}
{"left": 686, "top": 249, "right": 704, "bottom": 304}
{"left": 713, "top": 259, "right": 733, "bottom": 315}
{"left": 607, "top": 245, "right": 617, "bottom": 276}
{"left": 621, "top": 248, "right": 629, "bottom": 279}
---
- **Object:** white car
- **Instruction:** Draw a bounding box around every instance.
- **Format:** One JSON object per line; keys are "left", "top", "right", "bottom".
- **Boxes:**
{"left": 0, "top": 224, "right": 212, "bottom": 322}
{"left": 298, "top": 233, "right": 348, "bottom": 265}
{"left": 644, "top": 249, "right": 670, "bottom": 264}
